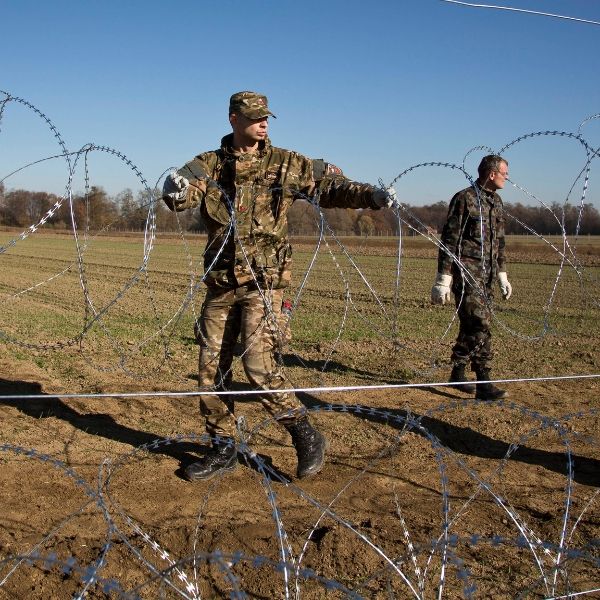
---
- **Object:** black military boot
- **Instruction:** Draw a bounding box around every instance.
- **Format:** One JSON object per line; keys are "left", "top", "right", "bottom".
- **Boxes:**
{"left": 284, "top": 417, "right": 326, "bottom": 479}
{"left": 184, "top": 439, "right": 237, "bottom": 481}
{"left": 474, "top": 368, "right": 507, "bottom": 401}
{"left": 449, "top": 364, "right": 476, "bottom": 394}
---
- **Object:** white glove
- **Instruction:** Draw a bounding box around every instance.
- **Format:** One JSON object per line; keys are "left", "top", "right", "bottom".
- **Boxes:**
{"left": 431, "top": 273, "right": 452, "bottom": 305}
{"left": 163, "top": 171, "right": 189, "bottom": 203}
{"left": 373, "top": 186, "right": 397, "bottom": 208}
{"left": 498, "top": 272, "right": 512, "bottom": 300}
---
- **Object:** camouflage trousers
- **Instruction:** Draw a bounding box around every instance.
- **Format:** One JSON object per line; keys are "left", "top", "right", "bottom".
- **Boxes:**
{"left": 451, "top": 280, "right": 494, "bottom": 371}
{"left": 196, "top": 285, "right": 304, "bottom": 438}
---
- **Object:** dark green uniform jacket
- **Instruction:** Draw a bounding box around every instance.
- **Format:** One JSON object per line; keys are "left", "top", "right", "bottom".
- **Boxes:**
{"left": 437, "top": 183, "right": 506, "bottom": 286}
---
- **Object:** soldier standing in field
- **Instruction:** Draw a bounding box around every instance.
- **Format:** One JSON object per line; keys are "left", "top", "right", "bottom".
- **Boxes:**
{"left": 431, "top": 155, "right": 512, "bottom": 400}
{"left": 163, "top": 91, "right": 396, "bottom": 481}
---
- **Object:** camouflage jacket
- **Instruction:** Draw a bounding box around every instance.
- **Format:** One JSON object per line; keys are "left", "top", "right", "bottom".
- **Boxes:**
{"left": 437, "top": 183, "right": 506, "bottom": 285}
{"left": 164, "top": 134, "right": 380, "bottom": 289}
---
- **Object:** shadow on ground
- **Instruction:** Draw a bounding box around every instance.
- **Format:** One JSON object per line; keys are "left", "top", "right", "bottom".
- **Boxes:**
{"left": 2, "top": 377, "right": 598, "bottom": 487}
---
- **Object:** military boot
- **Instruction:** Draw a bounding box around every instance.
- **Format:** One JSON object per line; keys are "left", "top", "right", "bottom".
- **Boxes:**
{"left": 184, "top": 439, "right": 237, "bottom": 481}
{"left": 474, "top": 368, "right": 507, "bottom": 401}
{"left": 449, "top": 364, "right": 476, "bottom": 394}
{"left": 284, "top": 417, "right": 326, "bottom": 479}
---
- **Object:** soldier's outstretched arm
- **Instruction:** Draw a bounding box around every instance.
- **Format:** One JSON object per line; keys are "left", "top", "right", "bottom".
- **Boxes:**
{"left": 312, "top": 159, "right": 394, "bottom": 210}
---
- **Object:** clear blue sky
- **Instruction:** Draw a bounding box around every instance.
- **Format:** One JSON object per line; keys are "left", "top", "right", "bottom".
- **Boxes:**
{"left": 1, "top": 0, "right": 599, "bottom": 207}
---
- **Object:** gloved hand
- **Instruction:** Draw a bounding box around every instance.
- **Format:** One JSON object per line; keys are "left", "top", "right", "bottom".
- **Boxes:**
{"left": 162, "top": 171, "right": 190, "bottom": 203}
{"left": 498, "top": 272, "right": 512, "bottom": 299}
{"left": 431, "top": 273, "right": 452, "bottom": 305}
{"left": 373, "top": 186, "right": 397, "bottom": 209}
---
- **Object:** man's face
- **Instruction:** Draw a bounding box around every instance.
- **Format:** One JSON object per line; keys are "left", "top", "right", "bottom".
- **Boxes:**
{"left": 488, "top": 161, "right": 509, "bottom": 190}
{"left": 230, "top": 113, "right": 269, "bottom": 144}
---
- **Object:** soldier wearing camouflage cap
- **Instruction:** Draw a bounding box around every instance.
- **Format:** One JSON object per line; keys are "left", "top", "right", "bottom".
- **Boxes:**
{"left": 163, "top": 90, "right": 396, "bottom": 482}
{"left": 431, "top": 155, "right": 512, "bottom": 400}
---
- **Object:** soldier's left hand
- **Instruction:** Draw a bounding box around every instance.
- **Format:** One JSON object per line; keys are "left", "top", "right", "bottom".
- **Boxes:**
{"left": 498, "top": 272, "right": 512, "bottom": 300}
{"left": 373, "top": 186, "right": 397, "bottom": 209}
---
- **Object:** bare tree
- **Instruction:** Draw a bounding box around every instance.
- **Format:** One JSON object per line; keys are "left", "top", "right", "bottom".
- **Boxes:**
{"left": 355, "top": 213, "right": 375, "bottom": 237}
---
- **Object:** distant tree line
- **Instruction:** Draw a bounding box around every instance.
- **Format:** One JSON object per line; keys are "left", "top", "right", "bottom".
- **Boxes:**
{"left": 0, "top": 184, "right": 195, "bottom": 233}
{"left": 1, "top": 183, "right": 600, "bottom": 236}
{"left": 392, "top": 200, "right": 600, "bottom": 236}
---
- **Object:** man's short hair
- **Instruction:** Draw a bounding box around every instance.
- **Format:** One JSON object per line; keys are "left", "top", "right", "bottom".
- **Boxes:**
{"left": 477, "top": 154, "right": 507, "bottom": 180}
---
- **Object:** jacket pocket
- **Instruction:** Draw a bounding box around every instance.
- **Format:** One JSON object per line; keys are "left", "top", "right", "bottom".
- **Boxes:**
{"left": 203, "top": 184, "right": 233, "bottom": 226}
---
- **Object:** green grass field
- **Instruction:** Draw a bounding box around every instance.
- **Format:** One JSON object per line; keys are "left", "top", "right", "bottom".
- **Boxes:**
{"left": 1, "top": 230, "right": 598, "bottom": 390}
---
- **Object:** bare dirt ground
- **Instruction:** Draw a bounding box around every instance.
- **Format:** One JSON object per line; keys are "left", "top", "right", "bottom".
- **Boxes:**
{"left": 1, "top": 353, "right": 599, "bottom": 598}
{"left": 0, "top": 234, "right": 599, "bottom": 599}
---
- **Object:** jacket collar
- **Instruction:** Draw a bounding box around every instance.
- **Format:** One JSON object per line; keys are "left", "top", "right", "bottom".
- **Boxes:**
{"left": 473, "top": 180, "right": 497, "bottom": 204}
{"left": 220, "top": 133, "right": 271, "bottom": 158}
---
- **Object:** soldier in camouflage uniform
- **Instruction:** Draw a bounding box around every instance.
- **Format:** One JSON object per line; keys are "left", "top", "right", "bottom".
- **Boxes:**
{"left": 431, "top": 155, "right": 513, "bottom": 400}
{"left": 163, "top": 91, "right": 396, "bottom": 481}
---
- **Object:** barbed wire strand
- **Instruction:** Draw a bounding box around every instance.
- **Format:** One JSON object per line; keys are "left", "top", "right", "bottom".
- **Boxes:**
{"left": 439, "top": 0, "right": 600, "bottom": 26}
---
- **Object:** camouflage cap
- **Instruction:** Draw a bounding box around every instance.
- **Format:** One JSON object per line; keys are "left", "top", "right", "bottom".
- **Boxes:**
{"left": 228, "top": 91, "right": 276, "bottom": 119}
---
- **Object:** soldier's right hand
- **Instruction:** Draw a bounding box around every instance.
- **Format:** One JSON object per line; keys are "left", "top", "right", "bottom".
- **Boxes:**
{"left": 162, "top": 171, "right": 190, "bottom": 203}
{"left": 431, "top": 273, "right": 452, "bottom": 305}
{"left": 373, "top": 186, "right": 397, "bottom": 209}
